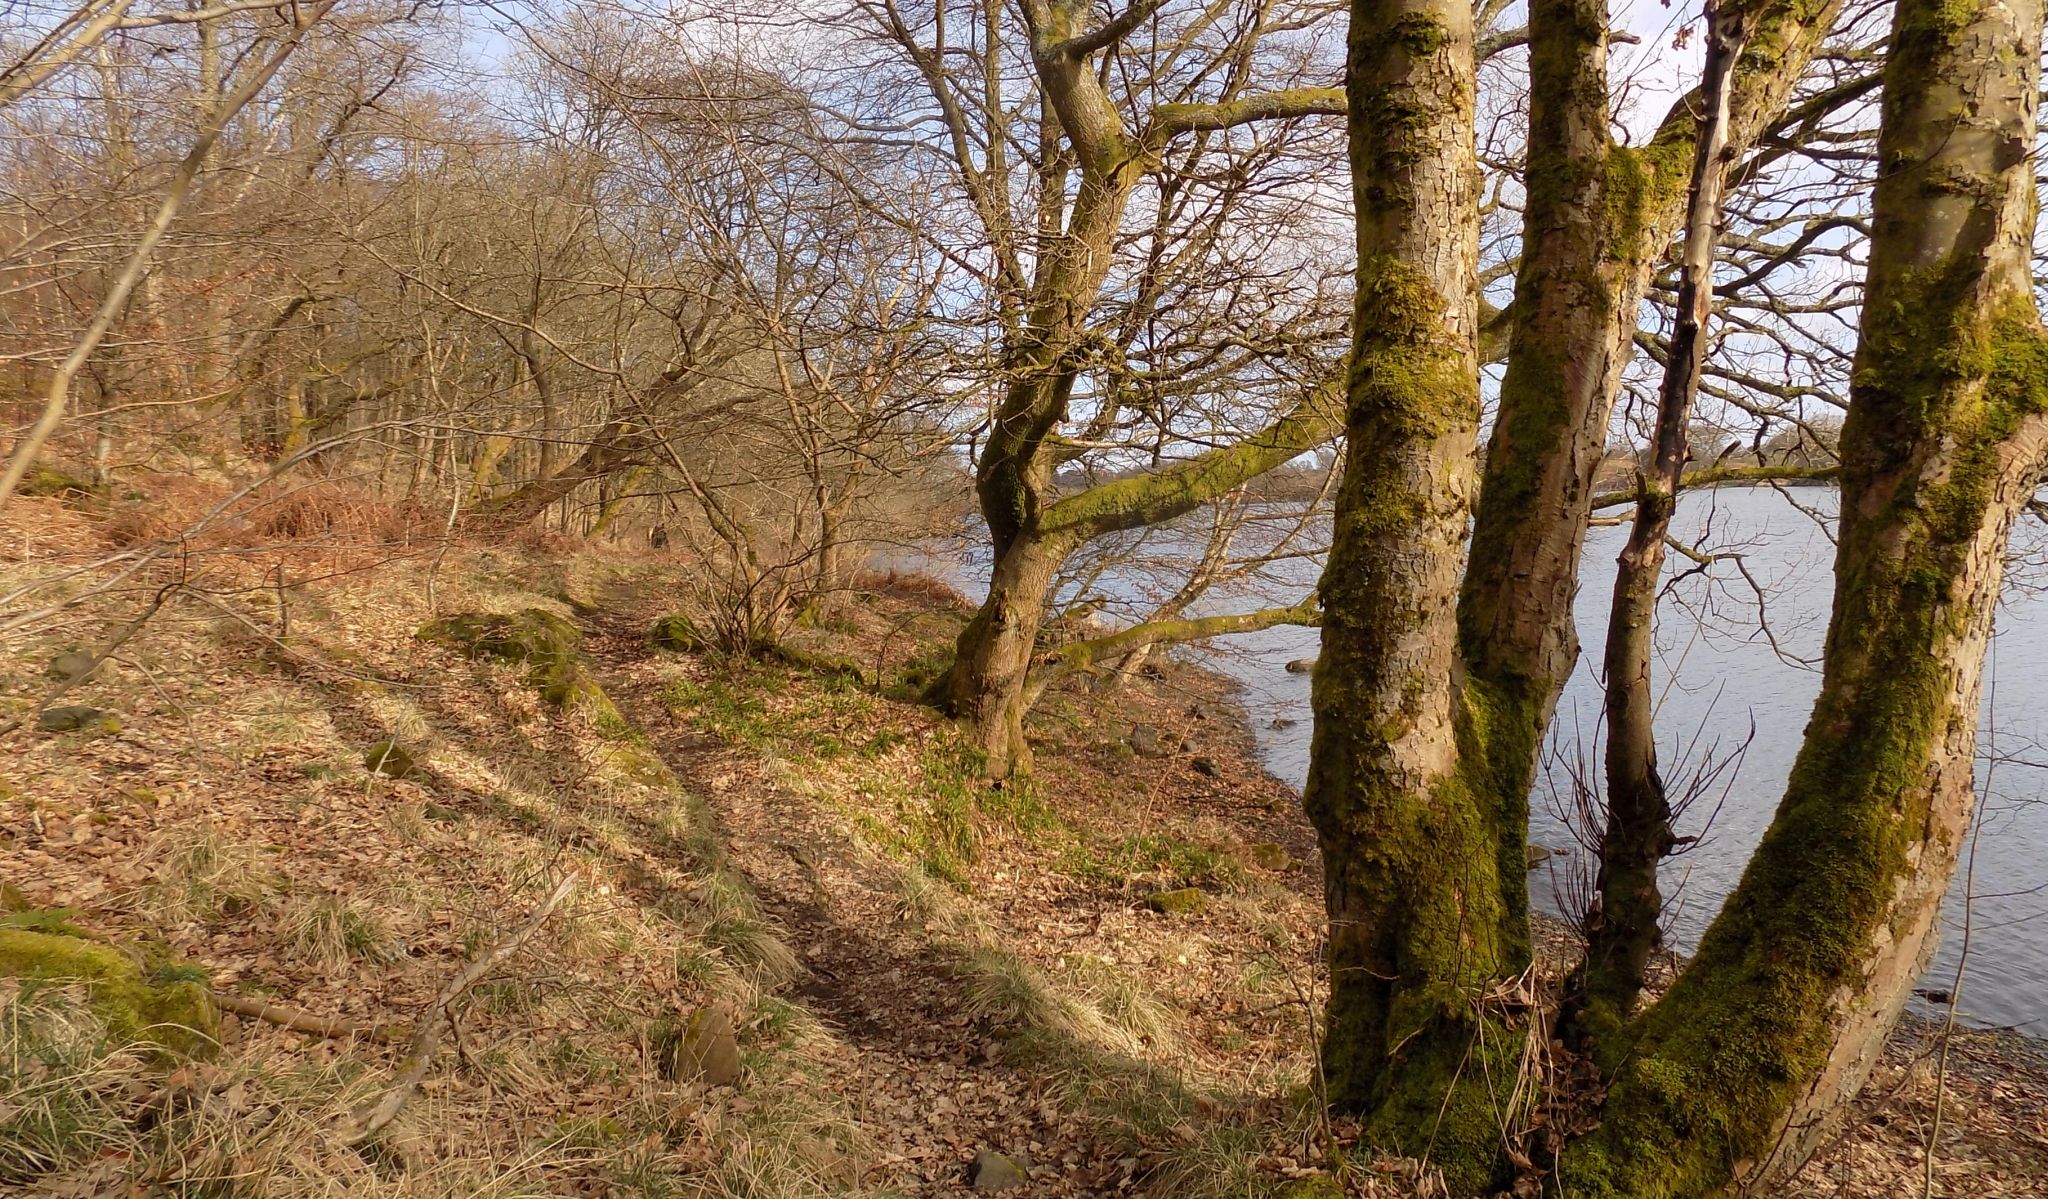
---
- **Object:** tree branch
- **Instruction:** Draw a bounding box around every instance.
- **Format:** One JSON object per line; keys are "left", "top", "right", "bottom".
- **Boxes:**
{"left": 1026, "top": 599, "right": 1320, "bottom": 705}
{"left": 1147, "top": 86, "right": 1345, "bottom": 141}
{"left": 342, "top": 873, "right": 578, "bottom": 1144}
{"left": 1049, "top": 0, "right": 1166, "bottom": 58}
{"left": 1587, "top": 463, "right": 1838, "bottom": 513}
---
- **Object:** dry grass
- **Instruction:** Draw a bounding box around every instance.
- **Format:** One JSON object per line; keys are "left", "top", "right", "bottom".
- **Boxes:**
{"left": 284, "top": 893, "right": 396, "bottom": 971}
{"left": 2, "top": 534, "right": 863, "bottom": 1199}
{"left": 137, "top": 822, "right": 278, "bottom": 927}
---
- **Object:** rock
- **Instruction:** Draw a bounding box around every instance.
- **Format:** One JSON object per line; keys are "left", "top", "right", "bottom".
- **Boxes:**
{"left": 1129, "top": 724, "right": 1179, "bottom": 758}
{"left": 21, "top": 465, "right": 100, "bottom": 501}
{"left": 0, "top": 926, "right": 217, "bottom": 1056}
{"left": 418, "top": 608, "right": 610, "bottom": 716}
{"left": 648, "top": 612, "right": 704, "bottom": 652}
{"left": 1247, "top": 842, "right": 1293, "bottom": 871}
{"left": 1188, "top": 701, "right": 1228, "bottom": 721}
{"left": 1191, "top": 756, "right": 1219, "bottom": 777}
{"left": 45, "top": 651, "right": 99, "bottom": 681}
{"left": 1144, "top": 888, "right": 1208, "bottom": 917}
{"left": 1525, "top": 844, "right": 1554, "bottom": 869}
{"left": 968, "top": 1150, "right": 1027, "bottom": 1191}
{"left": 1284, "top": 658, "right": 1315, "bottom": 674}
{"left": 38, "top": 705, "right": 119, "bottom": 734}
{"left": 657, "top": 1005, "right": 742, "bottom": 1087}
{"left": 1276, "top": 1176, "right": 1347, "bottom": 1199}
{"left": 363, "top": 740, "right": 419, "bottom": 779}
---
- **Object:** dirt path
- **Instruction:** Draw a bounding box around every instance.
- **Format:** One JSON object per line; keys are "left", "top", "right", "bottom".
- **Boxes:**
{"left": 588, "top": 625, "right": 1137, "bottom": 1195}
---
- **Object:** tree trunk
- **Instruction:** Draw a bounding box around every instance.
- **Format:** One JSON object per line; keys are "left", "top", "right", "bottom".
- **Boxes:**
{"left": 1570, "top": 0, "right": 1747, "bottom": 1047}
{"left": 1307, "top": 0, "right": 1849, "bottom": 1186}
{"left": 468, "top": 416, "right": 649, "bottom": 532}
{"left": 1451, "top": 0, "right": 1846, "bottom": 939}
{"left": 942, "top": 530, "right": 1059, "bottom": 776}
{"left": 1571, "top": 0, "right": 2048, "bottom": 1188}
{"left": 1303, "top": 0, "right": 1504, "bottom": 1189}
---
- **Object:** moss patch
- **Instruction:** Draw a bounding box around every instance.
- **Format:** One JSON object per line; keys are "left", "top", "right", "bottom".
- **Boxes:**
{"left": 419, "top": 608, "right": 619, "bottom": 722}
{"left": 0, "top": 927, "right": 217, "bottom": 1056}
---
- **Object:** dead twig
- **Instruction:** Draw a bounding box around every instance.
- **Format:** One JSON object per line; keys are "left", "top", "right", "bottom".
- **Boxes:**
{"left": 341, "top": 872, "right": 578, "bottom": 1144}
{"left": 216, "top": 993, "right": 404, "bottom": 1044}
{"left": 0, "top": 581, "right": 180, "bottom": 737}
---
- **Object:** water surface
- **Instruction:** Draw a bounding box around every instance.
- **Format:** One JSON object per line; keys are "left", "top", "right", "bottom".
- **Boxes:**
{"left": 897, "top": 486, "right": 2048, "bottom": 1029}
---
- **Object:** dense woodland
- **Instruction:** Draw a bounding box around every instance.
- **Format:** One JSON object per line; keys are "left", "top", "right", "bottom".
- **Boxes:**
{"left": 3, "top": 0, "right": 2046, "bottom": 1196}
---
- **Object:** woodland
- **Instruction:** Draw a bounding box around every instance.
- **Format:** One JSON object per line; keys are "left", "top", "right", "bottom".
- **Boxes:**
{"left": 2, "top": 0, "right": 2046, "bottom": 1196}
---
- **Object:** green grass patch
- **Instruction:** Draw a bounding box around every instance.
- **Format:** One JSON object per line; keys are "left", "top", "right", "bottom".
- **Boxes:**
{"left": 1056, "top": 833, "right": 1244, "bottom": 890}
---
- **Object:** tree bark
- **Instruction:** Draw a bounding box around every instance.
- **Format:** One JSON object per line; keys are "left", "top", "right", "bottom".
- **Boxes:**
{"left": 1571, "top": 0, "right": 2048, "bottom": 1188}
{"left": 1303, "top": 0, "right": 1505, "bottom": 1188}
{"left": 1569, "top": 0, "right": 1747, "bottom": 1047}
{"left": 1307, "top": 0, "right": 1850, "bottom": 1185}
{"left": 467, "top": 415, "right": 650, "bottom": 532}
{"left": 941, "top": 530, "right": 1061, "bottom": 774}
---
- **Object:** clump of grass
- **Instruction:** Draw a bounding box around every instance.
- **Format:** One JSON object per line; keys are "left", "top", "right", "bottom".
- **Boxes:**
{"left": 1057, "top": 832, "right": 1244, "bottom": 890}
{"left": 949, "top": 943, "right": 1138, "bottom": 1054}
{"left": 285, "top": 893, "right": 394, "bottom": 970}
{"left": 660, "top": 672, "right": 777, "bottom": 747}
{"left": 922, "top": 738, "right": 1052, "bottom": 834}
{"left": 700, "top": 1079, "right": 866, "bottom": 1198}
{"left": 691, "top": 873, "right": 798, "bottom": 989}
{"left": 139, "top": 823, "right": 274, "bottom": 925}
{"left": 857, "top": 735, "right": 1058, "bottom": 881}
{"left": 954, "top": 945, "right": 1067, "bottom": 1033}
{"left": 894, "top": 865, "right": 992, "bottom": 946}
{"left": 1065, "top": 954, "right": 1177, "bottom": 1047}
{"left": 0, "top": 981, "right": 138, "bottom": 1184}
{"left": 242, "top": 689, "right": 315, "bottom": 747}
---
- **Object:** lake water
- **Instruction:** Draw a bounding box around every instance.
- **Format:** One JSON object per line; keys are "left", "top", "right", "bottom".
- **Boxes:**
{"left": 896, "top": 486, "right": 2048, "bottom": 1030}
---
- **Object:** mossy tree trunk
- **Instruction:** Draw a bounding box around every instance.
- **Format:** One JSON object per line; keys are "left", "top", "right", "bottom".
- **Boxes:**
{"left": 1306, "top": 0, "right": 1847, "bottom": 1184}
{"left": 1303, "top": 0, "right": 1515, "bottom": 1188}
{"left": 1570, "top": 0, "right": 1748, "bottom": 1046}
{"left": 1567, "top": 0, "right": 2048, "bottom": 1189}
{"left": 469, "top": 414, "right": 652, "bottom": 531}
{"left": 1451, "top": 0, "right": 1845, "bottom": 848}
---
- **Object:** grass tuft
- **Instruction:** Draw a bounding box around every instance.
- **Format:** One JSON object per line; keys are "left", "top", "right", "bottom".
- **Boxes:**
{"left": 138, "top": 823, "right": 275, "bottom": 926}
{"left": 285, "top": 894, "right": 395, "bottom": 970}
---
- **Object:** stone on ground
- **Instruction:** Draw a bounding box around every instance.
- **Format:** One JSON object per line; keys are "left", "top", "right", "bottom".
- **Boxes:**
{"left": 363, "top": 740, "right": 418, "bottom": 778}
{"left": 968, "top": 1149, "right": 1027, "bottom": 1191}
{"left": 1144, "top": 888, "right": 1208, "bottom": 917}
{"left": 659, "top": 1005, "right": 742, "bottom": 1087}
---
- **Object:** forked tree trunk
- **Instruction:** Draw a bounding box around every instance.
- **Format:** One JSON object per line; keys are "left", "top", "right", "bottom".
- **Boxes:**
{"left": 1568, "top": 0, "right": 2048, "bottom": 1189}
{"left": 1302, "top": 0, "right": 1844, "bottom": 1180}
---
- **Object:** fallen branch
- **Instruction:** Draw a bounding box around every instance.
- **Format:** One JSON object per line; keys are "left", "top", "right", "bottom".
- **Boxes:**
{"left": 216, "top": 993, "right": 404, "bottom": 1044}
{"left": 342, "top": 872, "right": 578, "bottom": 1144}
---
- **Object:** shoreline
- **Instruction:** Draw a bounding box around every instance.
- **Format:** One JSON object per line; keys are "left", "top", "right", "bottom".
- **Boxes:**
{"left": 1176, "top": 653, "right": 2048, "bottom": 1069}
